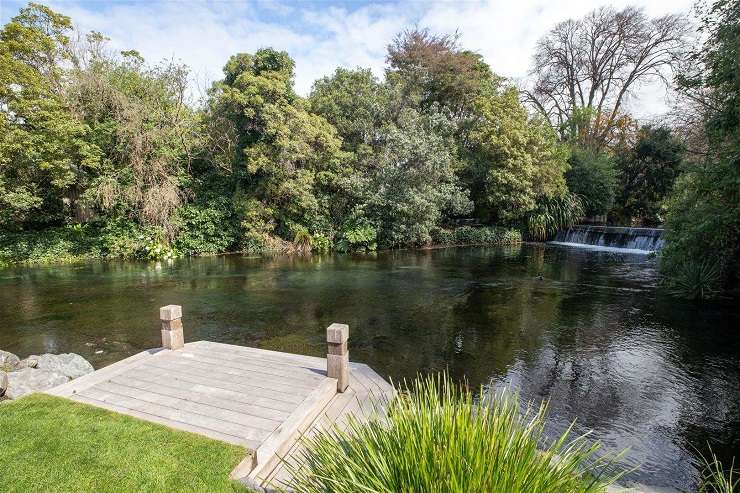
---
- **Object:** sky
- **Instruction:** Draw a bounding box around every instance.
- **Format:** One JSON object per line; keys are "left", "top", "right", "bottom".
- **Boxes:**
{"left": 0, "top": 0, "right": 696, "bottom": 118}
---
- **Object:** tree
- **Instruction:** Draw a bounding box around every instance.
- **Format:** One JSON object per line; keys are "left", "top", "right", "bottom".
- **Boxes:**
{"left": 524, "top": 7, "right": 691, "bottom": 149}
{"left": 309, "top": 68, "right": 390, "bottom": 154}
{"left": 366, "top": 108, "right": 471, "bottom": 247}
{"left": 66, "top": 34, "right": 198, "bottom": 237}
{"left": 465, "top": 86, "right": 569, "bottom": 223}
{"left": 661, "top": 0, "right": 740, "bottom": 294}
{"left": 204, "top": 49, "right": 347, "bottom": 251}
{"left": 613, "top": 126, "right": 685, "bottom": 225}
{"left": 565, "top": 148, "right": 618, "bottom": 218}
{"left": 0, "top": 3, "right": 100, "bottom": 228}
{"left": 386, "top": 28, "right": 497, "bottom": 121}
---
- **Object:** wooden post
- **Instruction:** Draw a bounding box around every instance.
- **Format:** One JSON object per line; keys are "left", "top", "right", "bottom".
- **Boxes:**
{"left": 160, "top": 305, "right": 184, "bottom": 350}
{"left": 326, "top": 323, "right": 349, "bottom": 392}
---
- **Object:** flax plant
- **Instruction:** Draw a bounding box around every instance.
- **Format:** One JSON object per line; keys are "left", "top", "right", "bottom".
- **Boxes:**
{"left": 285, "top": 373, "right": 624, "bottom": 493}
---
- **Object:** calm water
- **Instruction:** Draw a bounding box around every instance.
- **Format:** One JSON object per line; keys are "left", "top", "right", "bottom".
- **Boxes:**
{"left": 1, "top": 244, "right": 738, "bottom": 489}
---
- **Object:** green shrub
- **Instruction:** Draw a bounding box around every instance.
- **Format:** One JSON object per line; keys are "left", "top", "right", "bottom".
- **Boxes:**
{"left": 432, "top": 226, "right": 522, "bottom": 246}
{"left": 336, "top": 219, "right": 377, "bottom": 252}
{"left": 525, "top": 193, "right": 584, "bottom": 241}
{"left": 665, "top": 259, "right": 721, "bottom": 300}
{"left": 311, "top": 233, "right": 331, "bottom": 253}
{"left": 293, "top": 228, "right": 313, "bottom": 254}
{"left": 173, "top": 201, "right": 238, "bottom": 255}
{"left": 566, "top": 148, "right": 618, "bottom": 217}
{"left": 286, "top": 373, "right": 624, "bottom": 493}
{"left": 0, "top": 224, "right": 103, "bottom": 265}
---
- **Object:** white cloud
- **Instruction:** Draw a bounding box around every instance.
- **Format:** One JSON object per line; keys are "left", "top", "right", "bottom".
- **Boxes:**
{"left": 9, "top": 0, "right": 695, "bottom": 117}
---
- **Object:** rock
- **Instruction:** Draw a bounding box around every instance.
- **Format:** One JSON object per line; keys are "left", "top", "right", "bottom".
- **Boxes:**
{"left": 0, "top": 349, "right": 20, "bottom": 371}
{"left": 15, "top": 358, "right": 39, "bottom": 369}
{"left": 27, "top": 353, "right": 94, "bottom": 379}
{"left": 0, "top": 370, "right": 8, "bottom": 397}
{"left": 5, "top": 368, "right": 69, "bottom": 400}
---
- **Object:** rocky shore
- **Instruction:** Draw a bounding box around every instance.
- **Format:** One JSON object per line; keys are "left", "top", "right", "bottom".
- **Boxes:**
{"left": 0, "top": 350, "right": 94, "bottom": 400}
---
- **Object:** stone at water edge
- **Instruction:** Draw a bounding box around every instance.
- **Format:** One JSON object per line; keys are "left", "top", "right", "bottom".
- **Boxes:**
{"left": 0, "top": 370, "right": 8, "bottom": 397}
{"left": 5, "top": 368, "right": 69, "bottom": 400}
{"left": 18, "top": 358, "right": 38, "bottom": 369}
{"left": 27, "top": 353, "right": 94, "bottom": 379}
{"left": 0, "top": 349, "right": 21, "bottom": 371}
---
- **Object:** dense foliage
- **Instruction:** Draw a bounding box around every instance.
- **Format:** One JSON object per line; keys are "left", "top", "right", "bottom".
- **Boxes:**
{"left": 660, "top": 0, "right": 740, "bottom": 296}
{"left": 1, "top": 2, "right": 738, "bottom": 299}
{"left": 285, "top": 373, "right": 623, "bottom": 492}
{"left": 0, "top": 6, "right": 572, "bottom": 264}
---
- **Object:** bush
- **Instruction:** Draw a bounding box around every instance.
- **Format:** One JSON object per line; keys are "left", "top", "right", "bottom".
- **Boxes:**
{"left": 98, "top": 219, "right": 179, "bottom": 260}
{"left": 310, "top": 233, "right": 331, "bottom": 253}
{"left": 664, "top": 259, "right": 721, "bottom": 301}
{"left": 432, "top": 226, "right": 522, "bottom": 246}
{"left": 173, "top": 201, "right": 238, "bottom": 255}
{"left": 335, "top": 219, "right": 378, "bottom": 252}
{"left": 525, "top": 193, "right": 584, "bottom": 241}
{"left": 0, "top": 224, "right": 103, "bottom": 265}
{"left": 286, "top": 373, "right": 623, "bottom": 493}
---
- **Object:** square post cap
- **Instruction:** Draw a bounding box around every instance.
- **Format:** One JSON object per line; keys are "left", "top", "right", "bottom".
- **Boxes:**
{"left": 326, "top": 323, "right": 349, "bottom": 343}
{"left": 160, "top": 305, "right": 182, "bottom": 321}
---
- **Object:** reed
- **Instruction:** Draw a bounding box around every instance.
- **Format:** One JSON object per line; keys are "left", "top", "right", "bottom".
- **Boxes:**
{"left": 286, "top": 373, "right": 624, "bottom": 493}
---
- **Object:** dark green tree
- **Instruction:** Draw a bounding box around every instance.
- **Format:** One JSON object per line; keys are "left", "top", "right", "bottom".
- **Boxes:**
{"left": 565, "top": 148, "right": 618, "bottom": 218}
{"left": 661, "top": 0, "right": 740, "bottom": 295}
{"left": 613, "top": 126, "right": 685, "bottom": 225}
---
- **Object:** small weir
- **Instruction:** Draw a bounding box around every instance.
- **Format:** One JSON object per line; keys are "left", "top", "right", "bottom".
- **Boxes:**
{"left": 550, "top": 225, "right": 665, "bottom": 253}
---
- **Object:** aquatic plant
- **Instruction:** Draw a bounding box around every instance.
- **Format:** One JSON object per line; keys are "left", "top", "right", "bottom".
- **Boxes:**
{"left": 668, "top": 259, "right": 721, "bottom": 300}
{"left": 285, "top": 373, "right": 624, "bottom": 493}
{"left": 698, "top": 447, "right": 738, "bottom": 493}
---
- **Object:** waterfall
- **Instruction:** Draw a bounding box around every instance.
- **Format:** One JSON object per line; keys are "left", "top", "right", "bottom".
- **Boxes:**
{"left": 550, "top": 226, "right": 665, "bottom": 253}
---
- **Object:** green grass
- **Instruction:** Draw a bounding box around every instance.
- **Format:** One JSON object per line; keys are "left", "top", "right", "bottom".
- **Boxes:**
{"left": 286, "top": 373, "right": 625, "bottom": 493}
{"left": 0, "top": 394, "right": 249, "bottom": 493}
{"left": 699, "top": 446, "right": 738, "bottom": 493}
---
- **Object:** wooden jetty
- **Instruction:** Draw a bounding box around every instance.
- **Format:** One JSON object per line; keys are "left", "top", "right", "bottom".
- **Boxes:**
{"left": 45, "top": 305, "right": 394, "bottom": 491}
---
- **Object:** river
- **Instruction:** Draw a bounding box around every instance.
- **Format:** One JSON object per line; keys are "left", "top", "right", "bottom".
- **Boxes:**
{"left": 1, "top": 243, "right": 737, "bottom": 489}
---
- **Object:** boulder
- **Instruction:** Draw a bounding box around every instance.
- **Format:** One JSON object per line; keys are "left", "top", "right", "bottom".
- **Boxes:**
{"left": 5, "top": 368, "right": 69, "bottom": 400}
{"left": 0, "top": 349, "right": 20, "bottom": 371}
{"left": 18, "top": 358, "right": 38, "bottom": 369}
{"left": 0, "top": 370, "right": 8, "bottom": 397}
{"left": 27, "top": 353, "right": 94, "bottom": 379}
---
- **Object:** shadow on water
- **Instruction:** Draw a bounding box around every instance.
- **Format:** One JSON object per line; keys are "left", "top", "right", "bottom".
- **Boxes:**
{"left": 0, "top": 244, "right": 738, "bottom": 490}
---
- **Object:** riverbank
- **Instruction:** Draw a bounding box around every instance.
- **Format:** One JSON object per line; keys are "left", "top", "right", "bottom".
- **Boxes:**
{"left": 0, "top": 394, "right": 248, "bottom": 492}
{"left": 0, "top": 224, "right": 521, "bottom": 267}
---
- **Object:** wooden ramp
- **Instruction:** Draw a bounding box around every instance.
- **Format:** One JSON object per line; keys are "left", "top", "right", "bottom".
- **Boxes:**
{"left": 44, "top": 315, "right": 393, "bottom": 491}
{"left": 261, "top": 361, "right": 395, "bottom": 490}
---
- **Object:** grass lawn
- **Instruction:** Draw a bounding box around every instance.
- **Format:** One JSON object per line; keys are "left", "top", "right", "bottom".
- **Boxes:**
{"left": 0, "top": 394, "right": 250, "bottom": 492}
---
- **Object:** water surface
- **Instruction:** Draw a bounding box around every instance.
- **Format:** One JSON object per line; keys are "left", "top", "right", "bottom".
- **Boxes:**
{"left": 1, "top": 244, "right": 738, "bottom": 489}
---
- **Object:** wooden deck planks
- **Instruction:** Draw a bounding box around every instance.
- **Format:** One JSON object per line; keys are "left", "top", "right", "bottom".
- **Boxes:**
{"left": 106, "top": 373, "right": 293, "bottom": 420}
{"left": 43, "top": 339, "right": 394, "bottom": 493}
{"left": 261, "top": 366, "right": 396, "bottom": 490}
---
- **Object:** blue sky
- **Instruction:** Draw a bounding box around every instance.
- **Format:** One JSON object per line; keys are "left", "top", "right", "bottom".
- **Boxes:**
{"left": 1, "top": 0, "right": 695, "bottom": 116}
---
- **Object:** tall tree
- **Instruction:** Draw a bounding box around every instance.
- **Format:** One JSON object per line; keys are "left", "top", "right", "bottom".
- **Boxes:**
{"left": 205, "top": 49, "right": 347, "bottom": 251}
{"left": 466, "top": 87, "right": 569, "bottom": 223}
{"left": 0, "top": 3, "right": 100, "bottom": 228}
{"left": 524, "top": 6, "right": 691, "bottom": 149}
{"left": 386, "top": 28, "right": 497, "bottom": 121}
{"left": 66, "top": 34, "right": 197, "bottom": 236}
{"left": 613, "top": 126, "right": 685, "bottom": 225}
{"left": 662, "top": 0, "right": 740, "bottom": 293}
{"left": 366, "top": 108, "right": 472, "bottom": 247}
